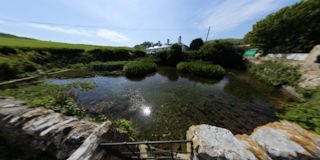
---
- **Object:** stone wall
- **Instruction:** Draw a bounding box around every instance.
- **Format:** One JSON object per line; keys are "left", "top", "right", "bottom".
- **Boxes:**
{"left": 187, "top": 121, "right": 320, "bottom": 160}
{"left": 0, "top": 97, "right": 131, "bottom": 160}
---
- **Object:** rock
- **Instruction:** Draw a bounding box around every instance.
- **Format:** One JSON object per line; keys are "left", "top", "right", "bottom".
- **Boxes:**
{"left": 236, "top": 134, "right": 271, "bottom": 160}
{"left": 0, "top": 97, "right": 131, "bottom": 160}
{"left": 187, "top": 121, "right": 320, "bottom": 160}
{"left": 305, "top": 45, "right": 320, "bottom": 64}
{"left": 250, "top": 121, "right": 320, "bottom": 158}
{"left": 187, "top": 124, "right": 256, "bottom": 160}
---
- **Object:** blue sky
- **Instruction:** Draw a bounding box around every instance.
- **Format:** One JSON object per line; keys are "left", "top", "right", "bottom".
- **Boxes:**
{"left": 0, "top": 0, "right": 299, "bottom": 47}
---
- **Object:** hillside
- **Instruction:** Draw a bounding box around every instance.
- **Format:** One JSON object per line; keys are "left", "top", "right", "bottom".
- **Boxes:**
{"left": 0, "top": 32, "right": 127, "bottom": 50}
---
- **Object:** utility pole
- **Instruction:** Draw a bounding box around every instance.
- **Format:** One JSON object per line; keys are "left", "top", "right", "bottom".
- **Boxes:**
{"left": 205, "top": 26, "right": 211, "bottom": 42}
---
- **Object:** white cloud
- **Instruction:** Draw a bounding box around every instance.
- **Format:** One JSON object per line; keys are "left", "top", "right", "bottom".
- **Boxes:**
{"left": 97, "top": 29, "right": 129, "bottom": 42}
{"left": 201, "top": 0, "right": 286, "bottom": 35}
{"left": 27, "top": 23, "right": 129, "bottom": 42}
{"left": 28, "top": 23, "right": 91, "bottom": 36}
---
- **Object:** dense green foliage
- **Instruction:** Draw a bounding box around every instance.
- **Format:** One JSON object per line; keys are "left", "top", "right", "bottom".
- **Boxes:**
{"left": 189, "top": 38, "right": 204, "bottom": 51}
{"left": 177, "top": 61, "right": 225, "bottom": 78}
{"left": 156, "top": 44, "right": 183, "bottom": 66}
{"left": 0, "top": 45, "right": 145, "bottom": 81}
{"left": 244, "top": 0, "right": 320, "bottom": 53}
{"left": 249, "top": 61, "right": 301, "bottom": 87}
{"left": 134, "top": 41, "right": 152, "bottom": 50}
{"left": 278, "top": 89, "right": 320, "bottom": 134}
{"left": 88, "top": 61, "right": 127, "bottom": 71}
{"left": 123, "top": 61, "right": 157, "bottom": 77}
{"left": 199, "top": 40, "right": 246, "bottom": 69}
{"left": 166, "top": 44, "right": 183, "bottom": 65}
{"left": 115, "top": 119, "right": 136, "bottom": 138}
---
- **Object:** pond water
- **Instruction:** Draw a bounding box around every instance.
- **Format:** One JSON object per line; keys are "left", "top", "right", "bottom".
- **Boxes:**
{"left": 46, "top": 67, "right": 291, "bottom": 140}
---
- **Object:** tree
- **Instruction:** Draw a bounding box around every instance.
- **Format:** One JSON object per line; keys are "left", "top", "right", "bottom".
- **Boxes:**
{"left": 134, "top": 42, "right": 152, "bottom": 50}
{"left": 200, "top": 40, "right": 245, "bottom": 69}
{"left": 189, "top": 38, "right": 204, "bottom": 50}
{"left": 167, "top": 44, "right": 183, "bottom": 66}
{"left": 244, "top": 0, "right": 320, "bottom": 53}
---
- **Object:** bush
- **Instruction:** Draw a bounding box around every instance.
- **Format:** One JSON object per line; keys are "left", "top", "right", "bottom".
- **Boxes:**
{"left": 88, "top": 61, "right": 127, "bottom": 71}
{"left": 278, "top": 89, "right": 320, "bottom": 134}
{"left": 177, "top": 61, "right": 225, "bottom": 78}
{"left": 189, "top": 38, "right": 204, "bottom": 51}
{"left": 123, "top": 61, "right": 157, "bottom": 77}
{"left": 0, "top": 46, "right": 17, "bottom": 55}
{"left": 167, "top": 44, "right": 183, "bottom": 66}
{"left": 182, "top": 50, "right": 201, "bottom": 61}
{"left": 88, "top": 48, "right": 132, "bottom": 61}
{"left": 155, "top": 50, "right": 168, "bottom": 63}
{"left": 132, "top": 50, "right": 146, "bottom": 58}
{"left": 0, "top": 62, "right": 18, "bottom": 81}
{"left": 200, "top": 40, "right": 246, "bottom": 69}
{"left": 249, "top": 61, "right": 301, "bottom": 87}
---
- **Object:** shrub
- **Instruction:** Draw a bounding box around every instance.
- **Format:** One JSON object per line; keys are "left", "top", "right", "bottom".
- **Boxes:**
{"left": 278, "top": 89, "right": 320, "bottom": 134}
{"left": 249, "top": 61, "right": 301, "bottom": 87}
{"left": 89, "top": 48, "right": 132, "bottom": 61}
{"left": 177, "top": 61, "right": 225, "bottom": 78}
{"left": 88, "top": 61, "right": 127, "bottom": 71}
{"left": 155, "top": 50, "right": 168, "bottom": 63}
{"left": 123, "top": 61, "right": 157, "bottom": 77}
{"left": 167, "top": 44, "right": 183, "bottom": 66}
{"left": 182, "top": 50, "right": 201, "bottom": 61}
{"left": 200, "top": 40, "right": 246, "bottom": 69}
{"left": 115, "top": 119, "right": 136, "bottom": 138}
{"left": 0, "top": 62, "right": 18, "bottom": 81}
{"left": 132, "top": 50, "right": 146, "bottom": 58}
{"left": 189, "top": 38, "right": 204, "bottom": 51}
{"left": 0, "top": 46, "right": 17, "bottom": 55}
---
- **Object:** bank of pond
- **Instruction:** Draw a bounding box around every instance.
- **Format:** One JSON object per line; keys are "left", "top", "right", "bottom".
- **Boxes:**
{"left": 3, "top": 64, "right": 315, "bottom": 140}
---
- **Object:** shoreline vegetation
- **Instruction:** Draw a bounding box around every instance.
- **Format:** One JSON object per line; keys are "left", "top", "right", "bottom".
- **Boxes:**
{"left": 1, "top": 0, "right": 320, "bottom": 137}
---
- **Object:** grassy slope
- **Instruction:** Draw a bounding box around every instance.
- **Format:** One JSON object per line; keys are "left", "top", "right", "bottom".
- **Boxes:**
{"left": 0, "top": 33, "right": 129, "bottom": 50}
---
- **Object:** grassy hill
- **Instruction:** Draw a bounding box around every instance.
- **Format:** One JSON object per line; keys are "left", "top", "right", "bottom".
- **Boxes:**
{"left": 0, "top": 32, "right": 127, "bottom": 50}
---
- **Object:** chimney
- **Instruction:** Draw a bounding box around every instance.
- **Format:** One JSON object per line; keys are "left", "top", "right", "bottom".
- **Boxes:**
{"left": 167, "top": 39, "right": 170, "bottom": 45}
{"left": 178, "top": 36, "right": 182, "bottom": 44}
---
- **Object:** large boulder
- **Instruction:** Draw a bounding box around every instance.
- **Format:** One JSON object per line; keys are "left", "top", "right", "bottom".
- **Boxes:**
{"left": 187, "top": 125, "right": 256, "bottom": 160}
{"left": 187, "top": 121, "right": 320, "bottom": 160}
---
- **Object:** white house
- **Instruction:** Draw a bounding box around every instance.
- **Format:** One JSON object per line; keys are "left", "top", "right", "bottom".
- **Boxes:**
{"left": 146, "top": 36, "right": 188, "bottom": 54}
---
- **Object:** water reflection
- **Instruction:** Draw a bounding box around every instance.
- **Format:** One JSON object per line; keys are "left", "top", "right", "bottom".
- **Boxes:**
{"left": 141, "top": 104, "right": 152, "bottom": 116}
{"left": 46, "top": 67, "right": 291, "bottom": 140}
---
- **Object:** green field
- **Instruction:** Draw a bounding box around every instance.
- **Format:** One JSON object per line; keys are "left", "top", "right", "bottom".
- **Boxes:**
{"left": 0, "top": 33, "right": 128, "bottom": 50}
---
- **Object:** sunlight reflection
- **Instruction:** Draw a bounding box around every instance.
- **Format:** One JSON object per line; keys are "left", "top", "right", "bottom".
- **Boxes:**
{"left": 141, "top": 105, "right": 152, "bottom": 116}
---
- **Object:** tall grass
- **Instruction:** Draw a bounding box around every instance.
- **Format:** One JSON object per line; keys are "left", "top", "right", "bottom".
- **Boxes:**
{"left": 177, "top": 61, "right": 225, "bottom": 78}
{"left": 123, "top": 61, "right": 157, "bottom": 77}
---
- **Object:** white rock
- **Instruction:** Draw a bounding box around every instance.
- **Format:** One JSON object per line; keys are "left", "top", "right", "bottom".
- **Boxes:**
{"left": 250, "top": 126, "right": 310, "bottom": 158}
{"left": 187, "top": 124, "right": 256, "bottom": 160}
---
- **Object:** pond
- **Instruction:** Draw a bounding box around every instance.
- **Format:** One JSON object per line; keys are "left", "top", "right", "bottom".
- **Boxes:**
{"left": 46, "top": 67, "right": 291, "bottom": 140}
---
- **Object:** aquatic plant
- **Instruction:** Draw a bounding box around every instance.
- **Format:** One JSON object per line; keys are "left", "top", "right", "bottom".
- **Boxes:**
{"left": 123, "top": 61, "right": 157, "bottom": 77}
{"left": 177, "top": 61, "right": 225, "bottom": 78}
{"left": 0, "top": 82, "right": 95, "bottom": 117}
{"left": 88, "top": 61, "right": 127, "bottom": 71}
{"left": 115, "top": 119, "right": 136, "bottom": 138}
